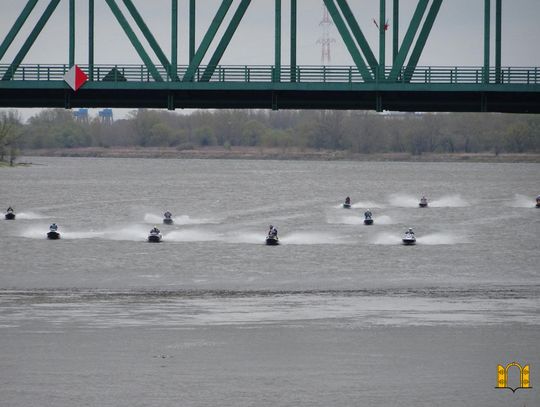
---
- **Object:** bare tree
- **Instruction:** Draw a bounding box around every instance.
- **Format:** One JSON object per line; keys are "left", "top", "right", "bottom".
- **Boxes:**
{"left": 0, "top": 110, "right": 22, "bottom": 166}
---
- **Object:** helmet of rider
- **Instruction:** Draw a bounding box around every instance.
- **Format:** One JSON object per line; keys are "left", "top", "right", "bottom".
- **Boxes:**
{"left": 408, "top": 228, "right": 413, "bottom": 232}
{"left": 269, "top": 225, "right": 273, "bottom": 229}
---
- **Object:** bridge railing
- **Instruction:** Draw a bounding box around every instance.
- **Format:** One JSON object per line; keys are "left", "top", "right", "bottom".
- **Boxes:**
{"left": 0, "top": 64, "right": 538, "bottom": 85}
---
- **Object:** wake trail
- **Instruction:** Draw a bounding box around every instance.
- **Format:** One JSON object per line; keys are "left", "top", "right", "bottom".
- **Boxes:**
{"left": 508, "top": 194, "right": 537, "bottom": 208}
{"left": 14, "top": 212, "right": 48, "bottom": 220}
{"left": 144, "top": 213, "right": 221, "bottom": 225}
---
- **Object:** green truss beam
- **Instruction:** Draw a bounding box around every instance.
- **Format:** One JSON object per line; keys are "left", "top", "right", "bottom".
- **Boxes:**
{"left": 189, "top": 0, "right": 195, "bottom": 63}
{"left": 290, "top": 0, "right": 297, "bottom": 82}
{"left": 105, "top": 0, "right": 163, "bottom": 82}
{"left": 201, "top": 0, "right": 252, "bottom": 81}
{"left": 393, "top": 0, "right": 399, "bottom": 62}
{"left": 275, "top": 0, "right": 281, "bottom": 82}
{"left": 484, "top": 0, "right": 490, "bottom": 84}
{"left": 495, "top": 0, "right": 502, "bottom": 83}
{"left": 403, "top": 0, "right": 443, "bottom": 82}
{"left": 183, "top": 0, "right": 234, "bottom": 82}
{"left": 335, "top": 0, "right": 378, "bottom": 70}
{"left": 0, "top": 0, "right": 39, "bottom": 61}
{"left": 379, "top": 0, "right": 386, "bottom": 80}
{"left": 122, "top": 0, "right": 178, "bottom": 81}
{"left": 388, "top": 0, "right": 429, "bottom": 81}
{"left": 89, "top": 0, "right": 94, "bottom": 80}
{"left": 2, "top": 0, "right": 60, "bottom": 81}
{"left": 69, "top": 0, "right": 75, "bottom": 67}
{"left": 171, "top": 0, "right": 178, "bottom": 71}
{"left": 322, "top": 0, "right": 373, "bottom": 82}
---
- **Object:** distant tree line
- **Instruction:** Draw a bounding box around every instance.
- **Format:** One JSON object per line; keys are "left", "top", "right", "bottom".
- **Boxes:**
{"left": 3, "top": 108, "right": 540, "bottom": 158}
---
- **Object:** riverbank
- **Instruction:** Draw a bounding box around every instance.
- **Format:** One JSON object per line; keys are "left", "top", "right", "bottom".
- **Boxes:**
{"left": 20, "top": 147, "right": 540, "bottom": 163}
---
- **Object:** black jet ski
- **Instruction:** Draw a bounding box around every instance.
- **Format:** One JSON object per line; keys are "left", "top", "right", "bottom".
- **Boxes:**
{"left": 266, "top": 235, "right": 279, "bottom": 246}
{"left": 402, "top": 233, "right": 416, "bottom": 245}
{"left": 163, "top": 212, "right": 173, "bottom": 225}
{"left": 343, "top": 203, "right": 351, "bottom": 209}
{"left": 364, "top": 217, "right": 373, "bottom": 225}
{"left": 47, "top": 224, "right": 60, "bottom": 239}
{"left": 419, "top": 201, "right": 428, "bottom": 208}
{"left": 148, "top": 230, "right": 163, "bottom": 243}
{"left": 47, "top": 230, "right": 60, "bottom": 240}
{"left": 536, "top": 198, "right": 540, "bottom": 208}
{"left": 5, "top": 212, "right": 15, "bottom": 220}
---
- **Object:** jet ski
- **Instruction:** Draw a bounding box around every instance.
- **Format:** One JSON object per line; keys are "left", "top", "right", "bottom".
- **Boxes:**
{"left": 402, "top": 233, "right": 416, "bottom": 245}
{"left": 47, "top": 229, "right": 60, "bottom": 240}
{"left": 536, "top": 197, "right": 540, "bottom": 208}
{"left": 364, "top": 210, "right": 373, "bottom": 225}
{"left": 266, "top": 234, "right": 279, "bottom": 246}
{"left": 148, "top": 230, "right": 163, "bottom": 243}
{"left": 4, "top": 211, "right": 15, "bottom": 220}
{"left": 47, "top": 224, "right": 60, "bottom": 239}
{"left": 47, "top": 231, "right": 60, "bottom": 239}
{"left": 163, "top": 212, "right": 173, "bottom": 225}
{"left": 343, "top": 203, "right": 351, "bottom": 209}
{"left": 419, "top": 201, "right": 428, "bottom": 208}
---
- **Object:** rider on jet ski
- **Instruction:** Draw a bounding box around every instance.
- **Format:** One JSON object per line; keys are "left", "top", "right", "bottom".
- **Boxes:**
{"left": 364, "top": 209, "right": 372, "bottom": 219}
{"left": 150, "top": 226, "right": 161, "bottom": 234}
{"left": 406, "top": 228, "right": 414, "bottom": 236}
{"left": 6, "top": 206, "right": 14, "bottom": 213}
{"left": 420, "top": 196, "right": 427, "bottom": 205}
{"left": 164, "top": 211, "right": 172, "bottom": 219}
{"left": 268, "top": 225, "right": 278, "bottom": 237}
{"left": 345, "top": 197, "right": 351, "bottom": 205}
{"left": 49, "top": 223, "right": 58, "bottom": 231}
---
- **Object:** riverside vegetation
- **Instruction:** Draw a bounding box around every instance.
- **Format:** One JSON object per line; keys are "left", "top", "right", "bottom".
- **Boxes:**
{"left": 1, "top": 109, "right": 539, "bottom": 163}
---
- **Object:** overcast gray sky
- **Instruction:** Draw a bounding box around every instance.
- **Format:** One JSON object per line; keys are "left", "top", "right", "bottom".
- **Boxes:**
{"left": 1, "top": 0, "right": 539, "bottom": 119}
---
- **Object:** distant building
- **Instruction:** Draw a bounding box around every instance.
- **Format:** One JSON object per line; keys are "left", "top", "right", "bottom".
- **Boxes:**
{"left": 98, "top": 108, "right": 113, "bottom": 124}
{"left": 73, "top": 108, "right": 89, "bottom": 123}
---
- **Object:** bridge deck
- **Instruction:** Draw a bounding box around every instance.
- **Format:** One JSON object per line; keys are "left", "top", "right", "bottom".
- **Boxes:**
{"left": 1, "top": 65, "right": 539, "bottom": 112}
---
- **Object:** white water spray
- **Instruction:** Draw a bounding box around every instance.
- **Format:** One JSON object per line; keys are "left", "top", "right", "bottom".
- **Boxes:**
{"left": 430, "top": 195, "right": 470, "bottom": 207}
{"left": 388, "top": 194, "right": 420, "bottom": 208}
{"left": 280, "top": 232, "right": 348, "bottom": 245}
{"left": 14, "top": 212, "right": 48, "bottom": 220}
{"left": 508, "top": 194, "right": 537, "bottom": 208}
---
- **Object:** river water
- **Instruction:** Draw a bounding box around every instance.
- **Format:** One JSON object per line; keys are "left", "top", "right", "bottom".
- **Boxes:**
{"left": 1, "top": 157, "right": 539, "bottom": 406}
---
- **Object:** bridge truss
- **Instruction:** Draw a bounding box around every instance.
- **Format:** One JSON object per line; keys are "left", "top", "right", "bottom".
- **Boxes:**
{"left": 0, "top": 0, "right": 539, "bottom": 112}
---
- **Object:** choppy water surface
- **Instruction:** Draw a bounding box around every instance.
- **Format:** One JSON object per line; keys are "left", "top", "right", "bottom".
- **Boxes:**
{"left": 1, "top": 158, "right": 539, "bottom": 406}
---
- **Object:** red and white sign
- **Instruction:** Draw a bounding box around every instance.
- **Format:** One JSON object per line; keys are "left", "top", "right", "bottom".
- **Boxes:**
{"left": 63, "top": 65, "right": 88, "bottom": 91}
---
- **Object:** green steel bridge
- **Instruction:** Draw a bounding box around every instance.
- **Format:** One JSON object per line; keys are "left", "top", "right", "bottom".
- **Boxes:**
{"left": 1, "top": 0, "right": 539, "bottom": 113}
